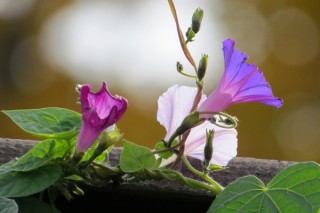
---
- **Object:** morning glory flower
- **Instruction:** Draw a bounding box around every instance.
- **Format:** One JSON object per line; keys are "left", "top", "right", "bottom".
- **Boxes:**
{"left": 76, "top": 82, "right": 128, "bottom": 153}
{"left": 157, "top": 85, "right": 238, "bottom": 166}
{"left": 198, "top": 39, "right": 283, "bottom": 116}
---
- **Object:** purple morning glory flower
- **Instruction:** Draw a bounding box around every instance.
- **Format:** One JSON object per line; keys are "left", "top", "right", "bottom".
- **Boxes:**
{"left": 198, "top": 39, "right": 283, "bottom": 115}
{"left": 76, "top": 82, "right": 128, "bottom": 153}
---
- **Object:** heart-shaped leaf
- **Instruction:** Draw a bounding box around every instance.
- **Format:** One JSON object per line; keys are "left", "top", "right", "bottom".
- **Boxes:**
{"left": 0, "top": 197, "right": 18, "bottom": 213}
{"left": 1, "top": 139, "right": 74, "bottom": 174}
{"left": 208, "top": 162, "right": 320, "bottom": 212}
{"left": 2, "top": 107, "right": 81, "bottom": 139}
{"left": 81, "top": 141, "right": 111, "bottom": 164}
{"left": 154, "top": 140, "right": 178, "bottom": 159}
{"left": 0, "top": 164, "right": 62, "bottom": 197}
{"left": 8, "top": 139, "right": 55, "bottom": 172}
{"left": 120, "top": 140, "right": 158, "bottom": 173}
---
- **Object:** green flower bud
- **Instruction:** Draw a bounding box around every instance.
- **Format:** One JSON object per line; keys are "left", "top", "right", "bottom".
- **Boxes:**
{"left": 70, "top": 183, "right": 85, "bottom": 196}
{"left": 197, "top": 54, "right": 208, "bottom": 82}
{"left": 79, "top": 126, "right": 123, "bottom": 169}
{"left": 185, "top": 27, "right": 195, "bottom": 42}
{"left": 207, "top": 164, "right": 224, "bottom": 172}
{"left": 175, "top": 112, "right": 204, "bottom": 136}
{"left": 176, "top": 61, "right": 184, "bottom": 73}
{"left": 192, "top": 8, "right": 204, "bottom": 34}
{"left": 99, "top": 126, "right": 123, "bottom": 148}
{"left": 167, "top": 112, "right": 205, "bottom": 147}
{"left": 59, "top": 185, "right": 74, "bottom": 201}
{"left": 203, "top": 129, "right": 214, "bottom": 169}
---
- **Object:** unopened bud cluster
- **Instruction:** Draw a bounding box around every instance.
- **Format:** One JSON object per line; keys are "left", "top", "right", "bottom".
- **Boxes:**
{"left": 192, "top": 8, "right": 204, "bottom": 34}
{"left": 197, "top": 54, "right": 208, "bottom": 83}
{"left": 203, "top": 129, "right": 214, "bottom": 168}
{"left": 186, "top": 8, "right": 204, "bottom": 42}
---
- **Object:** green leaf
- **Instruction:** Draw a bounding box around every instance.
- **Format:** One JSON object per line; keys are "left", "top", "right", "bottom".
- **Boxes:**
{"left": 205, "top": 164, "right": 224, "bottom": 173}
{"left": 154, "top": 140, "right": 178, "bottom": 159}
{"left": 8, "top": 139, "right": 56, "bottom": 172}
{"left": 15, "top": 196, "right": 60, "bottom": 213}
{"left": 0, "top": 197, "right": 18, "bottom": 213}
{"left": 208, "top": 162, "right": 320, "bottom": 213}
{"left": 2, "top": 107, "right": 82, "bottom": 139}
{"left": 64, "top": 175, "right": 83, "bottom": 181}
{"left": 2, "top": 139, "right": 73, "bottom": 173}
{"left": 0, "top": 164, "right": 62, "bottom": 197}
{"left": 81, "top": 141, "right": 108, "bottom": 163}
{"left": 120, "top": 140, "right": 158, "bottom": 173}
{"left": 51, "top": 138, "right": 76, "bottom": 160}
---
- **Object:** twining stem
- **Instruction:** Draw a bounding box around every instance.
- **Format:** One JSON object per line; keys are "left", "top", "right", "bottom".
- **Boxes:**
{"left": 175, "top": 85, "right": 203, "bottom": 163}
{"left": 167, "top": 0, "right": 205, "bottom": 166}
{"left": 167, "top": 0, "right": 206, "bottom": 113}
{"left": 191, "top": 86, "right": 203, "bottom": 112}
{"left": 167, "top": 0, "right": 198, "bottom": 73}
{"left": 181, "top": 155, "right": 224, "bottom": 194}
{"left": 80, "top": 152, "right": 100, "bottom": 169}
{"left": 153, "top": 142, "right": 180, "bottom": 154}
{"left": 144, "top": 169, "right": 218, "bottom": 193}
{"left": 200, "top": 111, "right": 238, "bottom": 128}
{"left": 91, "top": 161, "right": 122, "bottom": 175}
{"left": 178, "top": 71, "right": 197, "bottom": 78}
{"left": 167, "top": 0, "right": 204, "bottom": 113}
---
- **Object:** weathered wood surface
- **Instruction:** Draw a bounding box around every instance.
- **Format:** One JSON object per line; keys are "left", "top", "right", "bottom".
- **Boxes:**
{"left": 0, "top": 137, "right": 295, "bottom": 195}
{"left": 0, "top": 137, "right": 39, "bottom": 164}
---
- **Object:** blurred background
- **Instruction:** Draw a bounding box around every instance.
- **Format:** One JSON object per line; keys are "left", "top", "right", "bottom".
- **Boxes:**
{"left": 0, "top": 0, "right": 319, "bottom": 162}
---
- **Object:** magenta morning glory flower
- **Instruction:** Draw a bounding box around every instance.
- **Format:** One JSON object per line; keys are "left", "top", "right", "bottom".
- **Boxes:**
{"left": 198, "top": 39, "right": 283, "bottom": 116}
{"left": 76, "top": 82, "right": 128, "bottom": 153}
{"left": 157, "top": 85, "right": 237, "bottom": 166}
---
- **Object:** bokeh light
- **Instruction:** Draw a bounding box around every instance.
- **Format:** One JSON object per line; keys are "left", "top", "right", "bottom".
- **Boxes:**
{"left": 274, "top": 93, "right": 320, "bottom": 161}
{"left": 270, "top": 8, "right": 319, "bottom": 66}
{"left": 39, "top": 0, "right": 225, "bottom": 100}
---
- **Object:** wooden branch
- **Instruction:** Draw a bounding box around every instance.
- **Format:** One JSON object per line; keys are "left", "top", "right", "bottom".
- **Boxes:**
{"left": 0, "top": 138, "right": 295, "bottom": 212}
{"left": 0, "top": 137, "right": 296, "bottom": 210}
{"left": 0, "top": 137, "right": 295, "bottom": 186}
{"left": 0, "top": 137, "right": 39, "bottom": 164}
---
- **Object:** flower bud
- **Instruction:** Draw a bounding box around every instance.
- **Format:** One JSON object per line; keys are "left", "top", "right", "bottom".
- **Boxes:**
{"left": 197, "top": 54, "right": 208, "bottom": 82}
{"left": 192, "top": 8, "right": 204, "bottom": 34}
{"left": 185, "top": 27, "right": 195, "bottom": 42}
{"left": 167, "top": 112, "right": 205, "bottom": 148}
{"left": 176, "top": 61, "right": 184, "bottom": 73}
{"left": 203, "top": 129, "right": 214, "bottom": 168}
{"left": 76, "top": 81, "right": 127, "bottom": 153}
{"left": 175, "top": 112, "right": 204, "bottom": 136}
{"left": 99, "top": 126, "right": 123, "bottom": 149}
{"left": 70, "top": 183, "right": 85, "bottom": 196}
{"left": 75, "top": 84, "right": 83, "bottom": 93}
{"left": 207, "top": 164, "right": 223, "bottom": 172}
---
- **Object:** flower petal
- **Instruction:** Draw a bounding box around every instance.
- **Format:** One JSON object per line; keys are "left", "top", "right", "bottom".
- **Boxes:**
{"left": 199, "top": 38, "right": 283, "bottom": 114}
{"left": 85, "top": 82, "right": 127, "bottom": 119}
{"left": 222, "top": 39, "right": 252, "bottom": 88}
{"left": 187, "top": 125, "right": 238, "bottom": 166}
{"left": 157, "top": 85, "right": 204, "bottom": 140}
{"left": 157, "top": 84, "right": 237, "bottom": 166}
{"left": 231, "top": 68, "right": 283, "bottom": 107}
{"left": 77, "top": 122, "right": 101, "bottom": 153}
{"left": 223, "top": 39, "right": 283, "bottom": 108}
{"left": 77, "top": 81, "right": 128, "bottom": 153}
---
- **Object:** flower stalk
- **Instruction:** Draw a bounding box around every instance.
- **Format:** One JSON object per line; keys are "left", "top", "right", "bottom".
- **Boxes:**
{"left": 182, "top": 155, "right": 224, "bottom": 194}
{"left": 143, "top": 169, "right": 221, "bottom": 194}
{"left": 167, "top": 0, "right": 198, "bottom": 73}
